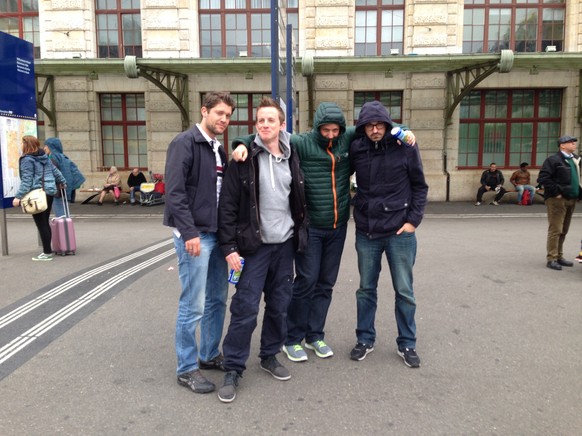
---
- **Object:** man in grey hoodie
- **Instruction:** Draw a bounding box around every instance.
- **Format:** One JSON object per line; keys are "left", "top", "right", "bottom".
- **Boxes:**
{"left": 217, "top": 97, "right": 308, "bottom": 403}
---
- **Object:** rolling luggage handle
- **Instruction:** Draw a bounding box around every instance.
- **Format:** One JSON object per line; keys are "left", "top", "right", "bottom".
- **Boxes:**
{"left": 61, "top": 186, "right": 71, "bottom": 218}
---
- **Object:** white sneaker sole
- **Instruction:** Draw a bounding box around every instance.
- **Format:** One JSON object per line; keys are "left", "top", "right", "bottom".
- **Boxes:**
{"left": 304, "top": 342, "right": 334, "bottom": 358}
{"left": 281, "top": 345, "right": 308, "bottom": 362}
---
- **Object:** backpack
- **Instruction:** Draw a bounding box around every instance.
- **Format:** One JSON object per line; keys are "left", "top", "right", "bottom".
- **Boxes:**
{"left": 521, "top": 189, "right": 531, "bottom": 205}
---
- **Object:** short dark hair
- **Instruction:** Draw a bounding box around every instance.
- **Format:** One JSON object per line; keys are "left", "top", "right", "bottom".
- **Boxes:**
{"left": 520, "top": 162, "right": 529, "bottom": 168}
{"left": 256, "top": 97, "right": 285, "bottom": 123}
{"left": 202, "top": 91, "right": 236, "bottom": 114}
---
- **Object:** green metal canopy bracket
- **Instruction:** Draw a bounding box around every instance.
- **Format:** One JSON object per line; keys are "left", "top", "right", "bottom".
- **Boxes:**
{"left": 124, "top": 56, "right": 190, "bottom": 131}
{"left": 35, "top": 73, "right": 57, "bottom": 133}
{"left": 445, "top": 50, "right": 514, "bottom": 125}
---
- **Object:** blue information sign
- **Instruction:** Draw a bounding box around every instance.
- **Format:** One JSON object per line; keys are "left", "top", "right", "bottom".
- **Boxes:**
{"left": 0, "top": 31, "right": 37, "bottom": 208}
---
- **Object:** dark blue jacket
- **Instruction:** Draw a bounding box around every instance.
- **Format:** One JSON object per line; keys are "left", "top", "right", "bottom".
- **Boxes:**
{"left": 163, "top": 125, "right": 227, "bottom": 241}
{"left": 218, "top": 135, "right": 308, "bottom": 257}
{"left": 350, "top": 100, "right": 428, "bottom": 239}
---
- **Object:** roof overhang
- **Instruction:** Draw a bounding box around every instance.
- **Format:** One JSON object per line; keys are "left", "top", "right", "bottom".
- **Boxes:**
{"left": 34, "top": 52, "right": 582, "bottom": 77}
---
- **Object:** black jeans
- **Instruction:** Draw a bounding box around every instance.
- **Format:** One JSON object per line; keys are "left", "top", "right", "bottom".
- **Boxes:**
{"left": 32, "top": 195, "right": 54, "bottom": 254}
{"left": 222, "top": 239, "right": 295, "bottom": 374}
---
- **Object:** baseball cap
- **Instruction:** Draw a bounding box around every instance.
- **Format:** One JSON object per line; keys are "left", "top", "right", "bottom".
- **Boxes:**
{"left": 557, "top": 135, "right": 577, "bottom": 145}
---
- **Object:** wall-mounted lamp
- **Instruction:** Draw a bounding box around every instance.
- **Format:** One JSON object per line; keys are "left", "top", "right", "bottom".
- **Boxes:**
{"left": 245, "top": 71, "right": 253, "bottom": 80}
{"left": 529, "top": 65, "right": 538, "bottom": 75}
{"left": 384, "top": 69, "right": 393, "bottom": 78}
{"left": 89, "top": 71, "right": 99, "bottom": 80}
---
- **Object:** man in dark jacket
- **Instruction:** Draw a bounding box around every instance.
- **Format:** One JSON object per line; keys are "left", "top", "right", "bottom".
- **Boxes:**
{"left": 475, "top": 163, "right": 506, "bottom": 206}
{"left": 349, "top": 100, "right": 428, "bottom": 368}
{"left": 537, "top": 135, "right": 581, "bottom": 271}
{"left": 163, "top": 91, "right": 235, "bottom": 394}
{"left": 217, "top": 98, "right": 308, "bottom": 403}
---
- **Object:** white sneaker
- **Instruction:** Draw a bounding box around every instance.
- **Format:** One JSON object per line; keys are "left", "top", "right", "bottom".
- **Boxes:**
{"left": 492, "top": 201, "right": 499, "bottom": 206}
{"left": 474, "top": 202, "right": 481, "bottom": 206}
{"left": 32, "top": 252, "right": 54, "bottom": 261}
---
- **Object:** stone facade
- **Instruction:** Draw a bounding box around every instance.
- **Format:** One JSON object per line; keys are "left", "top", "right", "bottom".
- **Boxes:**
{"left": 34, "top": 0, "right": 582, "bottom": 202}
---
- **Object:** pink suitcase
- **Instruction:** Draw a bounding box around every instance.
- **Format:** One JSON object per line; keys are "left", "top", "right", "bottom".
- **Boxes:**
{"left": 51, "top": 190, "right": 77, "bottom": 255}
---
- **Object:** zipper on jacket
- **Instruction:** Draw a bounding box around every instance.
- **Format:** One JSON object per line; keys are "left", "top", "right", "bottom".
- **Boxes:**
{"left": 326, "top": 139, "right": 338, "bottom": 229}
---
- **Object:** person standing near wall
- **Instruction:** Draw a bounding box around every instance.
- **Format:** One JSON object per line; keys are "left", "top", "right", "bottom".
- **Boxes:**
{"left": 44, "top": 137, "right": 85, "bottom": 216}
{"left": 13, "top": 136, "right": 66, "bottom": 261}
{"left": 537, "top": 135, "right": 582, "bottom": 271}
{"left": 163, "top": 91, "right": 236, "bottom": 394}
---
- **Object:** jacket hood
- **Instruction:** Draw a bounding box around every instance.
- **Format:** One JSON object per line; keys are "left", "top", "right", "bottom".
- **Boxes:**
{"left": 44, "top": 137, "right": 63, "bottom": 154}
{"left": 253, "top": 130, "right": 292, "bottom": 159}
{"left": 355, "top": 100, "right": 394, "bottom": 133}
{"left": 312, "top": 103, "right": 347, "bottom": 147}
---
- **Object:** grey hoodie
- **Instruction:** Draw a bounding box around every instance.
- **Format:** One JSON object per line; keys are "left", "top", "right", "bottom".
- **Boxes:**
{"left": 254, "top": 130, "right": 294, "bottom": 244}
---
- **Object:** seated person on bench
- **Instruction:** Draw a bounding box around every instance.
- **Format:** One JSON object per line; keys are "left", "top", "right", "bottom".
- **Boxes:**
{"left": 510, "top": 162, "right": 536, "bottom": 205}
{"left": 97, "top": 166, "right": 121, "bottom": 206}
{"left": 475, "top": 163, "right": 507, "bottom": 206}
{"left": 127, "top": 168, "right": 147, "bottom": 205}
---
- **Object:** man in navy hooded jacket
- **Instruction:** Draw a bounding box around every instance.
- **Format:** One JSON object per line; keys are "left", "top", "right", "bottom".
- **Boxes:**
{"left": 349, "top": 100, "right": 428, "bottom": 368}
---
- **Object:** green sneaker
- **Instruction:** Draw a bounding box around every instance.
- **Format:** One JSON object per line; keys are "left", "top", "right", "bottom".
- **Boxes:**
{"left": 281, "top": 344, "right": 308, "bottom": 362}
{"left": 32, "top": 252, "right": 54, "bottom": 261}
{"left": 305, "top": 340, "right": 334, "bottom": 358}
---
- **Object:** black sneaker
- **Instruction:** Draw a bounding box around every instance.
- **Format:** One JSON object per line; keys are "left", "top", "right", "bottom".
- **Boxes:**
{"left": 199, "top": 353, "right": 225, "bottom": 371}
{"left": 260, "top": 356, "right": 291, "bottom": 381}
{"left": 350, "top": 342, "right": 374, "bottom": 361}
{"left": 218, "top": 371, "right": 239, "bottom": 403}
{"left": 177, "top": 369, "right": 215, "bottom": 393}
{"left": 397, "top": 347, "right": 421, "bottom": 368}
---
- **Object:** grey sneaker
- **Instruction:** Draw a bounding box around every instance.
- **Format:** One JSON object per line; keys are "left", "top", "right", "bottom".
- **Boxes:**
{"left": 260, "top": 356, "right": 291, "bottom": 381}
{"left": 32, "top": 252, "right": 54, "bottom": 261}
{"left": 397, "top": 348, "right": 421, "bottom": 368}
{"left": 218, "top": 371, "right": 239, "bottom": 403}
{"left": 305, "top": 340, "right": 334, "bottom": 358}
{"left": 177, "top": 369, "right": 215, "bottom": 393}
{"left": 281, "top": 344, "right": 308, "bottom": 362}
{"left": 492, "top": 201, "right": 500, "bottom": 206}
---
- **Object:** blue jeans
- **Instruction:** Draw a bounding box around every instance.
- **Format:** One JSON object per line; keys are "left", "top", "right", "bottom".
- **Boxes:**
{"left": 173, "top": 232, "right": 228, "bottom": 375}
{"left": 52, "top": 196, "right": 66, "bottom": 217}
{"left": 515, "top": 184, "right": 536, "bottom": 203}
{"left": 130, "top": 186, "right": 141, "bottom": 202}
{"left": 355, "top": 230, "right": 417, "bottom": 350}
{"left": 286, "top": 225, "right": 347, "bottom": 344}
{"left": 222, "top": 239, "right": 294, "bottom": 374}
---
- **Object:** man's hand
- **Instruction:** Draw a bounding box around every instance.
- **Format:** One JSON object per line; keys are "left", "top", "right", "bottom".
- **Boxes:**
{"left": 232, "top": 145, "right": 248, "bottom": 162}
{"left": 404, "top": 131, "right": 416, "bottom": 146}
{"left": 12, "top": 198, "right": 20, "bottom": 207}
{"left": 485, "top": 186, "right": 491, "bottom": 191}
{"left": 185, "top": 237, "right": 201, "bottom": 257}
{"left": 396, "top": 223, "right": 416, "bottom": 235}
{"left": 226, "top": 252, "right": 243, "bottom": 271}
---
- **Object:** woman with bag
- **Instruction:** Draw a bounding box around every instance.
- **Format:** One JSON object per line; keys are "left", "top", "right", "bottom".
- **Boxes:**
{"left": 12, "top": 136, "right": 66, "bottom": 261}
{"left": 97, "top": 166, "right": 121, "bottom": 206}
{"left": 43, "top": 137, "right": 86, "bottom": 216}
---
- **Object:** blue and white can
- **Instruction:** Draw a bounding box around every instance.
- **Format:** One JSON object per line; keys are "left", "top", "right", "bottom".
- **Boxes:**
{"left": 228, "top": 257, "right": 245, "bottom": 284}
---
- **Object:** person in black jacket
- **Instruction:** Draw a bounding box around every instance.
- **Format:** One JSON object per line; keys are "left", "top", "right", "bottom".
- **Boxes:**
{"left": 475, "top": 163, "right": 507, "bottom": 206}
{"left": 537, "top": 135, "right": 582, "bottom": 271}
{"left": 217, "top": 98, "right": 308, "bottom": 403}
{"left": 349, "top": 100, "right": 428, "bottom": 368}
{"left": 163, "top": 91, "right": 235, "bottom": 395}
{"left": 127, "top": 168, "right": 147, "bottom": 204}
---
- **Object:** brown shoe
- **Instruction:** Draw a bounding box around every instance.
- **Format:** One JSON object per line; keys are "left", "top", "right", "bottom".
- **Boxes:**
{"left": 199, "top": 354, "right": 225, "bottom": 371}
{"left": 177, "top": 370, "right": 215, "bottom": 393}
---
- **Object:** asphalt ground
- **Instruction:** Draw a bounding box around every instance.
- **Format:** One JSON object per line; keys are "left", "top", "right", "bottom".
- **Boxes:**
{"left": 0, "top": 200, "right": 580, "bottom": 435}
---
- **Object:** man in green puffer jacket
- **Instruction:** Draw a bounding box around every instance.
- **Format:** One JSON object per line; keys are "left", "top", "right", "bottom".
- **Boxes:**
{"left": 231, "top": 102, "right": 415, "bottom": 363}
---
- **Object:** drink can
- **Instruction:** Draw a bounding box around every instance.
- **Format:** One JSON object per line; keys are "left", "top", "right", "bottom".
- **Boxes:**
{"left": 391, "top": 126, "right": 413, "bottom": 145}
{"left": 228, "top": 257, "right": 245, "bottom": 284}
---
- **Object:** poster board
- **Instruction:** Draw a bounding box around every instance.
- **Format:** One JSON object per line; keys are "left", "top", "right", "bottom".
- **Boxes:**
{"left": 0, "top": 31, "right": 37, "bottom": 209}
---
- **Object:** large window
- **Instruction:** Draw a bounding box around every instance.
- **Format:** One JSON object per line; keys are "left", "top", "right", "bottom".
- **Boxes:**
{"left": 458, "top": 89, "right": 562, "bottom": 169}
{"left": 463, "top": 0, "right": 565, "bottom": 53}
{"left": 0, "top": 0, "right": 40, "bottom": 58}
{"left": 355, "top": 0, "right": 404, "bottom": 56}
{"left": 220, "top": 92, "right": 270, "bottom": 153}
{"left": 100, "top": 94, "right": 147, "bottom": 169}
{"left": 96, "top": 0, "right": 142, "bottom": 58}
{"left": 199, "top": 0, "right": 272, "bottom": 58}
{"left": 354, "top": 91, "right": 403, "bottom": 125}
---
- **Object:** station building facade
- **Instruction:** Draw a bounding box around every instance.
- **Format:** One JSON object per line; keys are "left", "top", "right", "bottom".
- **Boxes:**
{"left": 2, "top": 0, "right": 582, "bottom": 201}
